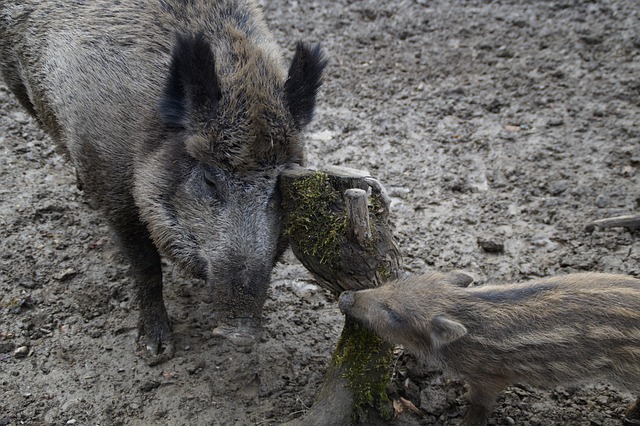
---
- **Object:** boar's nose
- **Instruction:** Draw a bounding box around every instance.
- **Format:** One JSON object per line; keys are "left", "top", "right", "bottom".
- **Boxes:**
{"left": 338, "top": 291, "right": 355, "bottom": 314}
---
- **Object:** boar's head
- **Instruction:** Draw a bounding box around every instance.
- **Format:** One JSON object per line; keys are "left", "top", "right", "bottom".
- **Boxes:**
{"left": 134, "top": 32, "right": 326, "bottom": 317}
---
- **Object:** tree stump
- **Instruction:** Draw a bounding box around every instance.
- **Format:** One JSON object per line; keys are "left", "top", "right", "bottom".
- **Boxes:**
{"left": 279, "top": 165, "right": 403, "bottom": 425}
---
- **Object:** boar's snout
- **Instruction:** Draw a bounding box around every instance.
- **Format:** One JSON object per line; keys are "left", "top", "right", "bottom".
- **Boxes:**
{"left": 338, "top": 291, "right": 355, "bottom": 314}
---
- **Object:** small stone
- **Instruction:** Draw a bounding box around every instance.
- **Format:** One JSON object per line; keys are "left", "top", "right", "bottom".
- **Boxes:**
{"left": 140, "top": 381, "right": 161, "bottom": 392}
{"left": 17, "top": 276, "right": 37, "bottom": 289}
{"left": 580, "top": 34, "right": 604, "bottom": 45}
{"left": 186, "top": 359, "right": 206, "bottom": 375}
{"left": 595, "top": 194, "right": 609, "bottom": 208}
{"left": 13, "top": 346, "right": 29, "bottom": 359}
{"left": 478, "top": 237, "right": 504, "bottom": 254}
{"left": 53, "top": 268, "right": 77, "bottom": 281}
{"left": 496, "top": 47, "right": 514, "bottom": 58}
{"left": 505, "top": 417, "right": 515, "bottom": 425}
{"left": 486, "top": 98, "right": 507, "bottom": 113}
{"left": 66, "top": 420, "right": 77, "bottom": 425}
{"left": 548, "top": 180, "right": 568, "bottom": 195}
{"left": 8, "top": 296, "right": 34, "bottom": 314}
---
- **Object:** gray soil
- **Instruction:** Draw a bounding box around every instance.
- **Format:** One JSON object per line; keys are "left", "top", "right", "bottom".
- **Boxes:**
{"left": 1, "top": 0, "right": 639, "bottom": 425}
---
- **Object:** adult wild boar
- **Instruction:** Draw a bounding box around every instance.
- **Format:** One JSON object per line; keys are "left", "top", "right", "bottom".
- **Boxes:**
{"left": 339, "top": 272, "right": 640, "bottom": 425}
{"left": 0, "top": 0, "right": 326, "bottom": 364}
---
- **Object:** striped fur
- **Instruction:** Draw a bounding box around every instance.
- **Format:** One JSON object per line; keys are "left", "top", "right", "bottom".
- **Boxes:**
{"left": 339, "top": 272, "right": 640, "bottom": 425}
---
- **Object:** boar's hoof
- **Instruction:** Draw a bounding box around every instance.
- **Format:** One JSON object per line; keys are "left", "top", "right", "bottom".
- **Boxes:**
{"left": 624, "top": 398, "right": 640, "bottom": 424}
{"left": 211, "top": 318, "right": 262, "bottom": 347}
{"left": 137, "top": 317, "right": 175, "bottom": 366}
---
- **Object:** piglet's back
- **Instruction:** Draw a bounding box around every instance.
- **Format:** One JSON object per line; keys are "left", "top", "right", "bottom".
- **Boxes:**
{"left": 446, "top": 273, "right": 640, "bottom": 392}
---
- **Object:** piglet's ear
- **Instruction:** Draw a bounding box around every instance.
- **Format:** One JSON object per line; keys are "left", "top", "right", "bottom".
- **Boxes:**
{"left": 430, "top": 316, "right": 467, "bottom": 350}
{"left": 160, "top": 32, "right": 222, "bottom": 129}
{"left": 285, "top": 42, "right": 328, "bottom": 129}
{"left": 446, "top": 271, "right": 476, "bottom": 288}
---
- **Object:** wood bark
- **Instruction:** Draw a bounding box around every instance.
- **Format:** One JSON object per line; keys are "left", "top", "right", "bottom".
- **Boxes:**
{"left": 279, "top": 165, "right": 402, "bottom": 425}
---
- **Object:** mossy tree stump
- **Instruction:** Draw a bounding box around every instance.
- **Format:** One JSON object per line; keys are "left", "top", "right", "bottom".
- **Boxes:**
{"left": 279, "top": 165, "right": 402, "bottom": 425}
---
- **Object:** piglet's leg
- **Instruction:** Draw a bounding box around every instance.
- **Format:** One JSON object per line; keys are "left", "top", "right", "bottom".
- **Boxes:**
{"left": 460, "top": 404, "right": 489, "bottom": 426}
{"left": 460, "top": 378, "right": 507, "bottom": 426}
{"left": 624, "top": 397, "right": 640, "bottom": 424}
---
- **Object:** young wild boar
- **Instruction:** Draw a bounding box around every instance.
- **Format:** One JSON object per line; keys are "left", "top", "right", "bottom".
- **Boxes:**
{"left": 0, "top": 0, "right": 326, "bottom": 364}
{"left": 338, "top": 272, "right": 640, "bottom": 425}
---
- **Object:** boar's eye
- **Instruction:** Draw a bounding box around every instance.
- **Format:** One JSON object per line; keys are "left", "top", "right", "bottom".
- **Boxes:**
{"left": 201, "top": 169, "right": 221, "bottom": 199}
{"left": 203, "top": 171, "right": 216, "bottom": 187}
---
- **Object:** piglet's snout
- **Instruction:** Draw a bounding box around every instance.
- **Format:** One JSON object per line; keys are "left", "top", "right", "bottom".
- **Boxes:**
{"left": 338, "top": 291, "right": 355, "bottom": 314}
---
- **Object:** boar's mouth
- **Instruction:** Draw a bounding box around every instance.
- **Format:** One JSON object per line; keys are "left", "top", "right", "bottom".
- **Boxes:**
{"left": 203, "top": 255, "right": 274, "bottom": 319}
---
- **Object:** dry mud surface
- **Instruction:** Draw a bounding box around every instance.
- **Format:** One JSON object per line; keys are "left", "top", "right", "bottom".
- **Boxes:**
{"left": 1, "top": 0, "right": 639, "bottom": 425}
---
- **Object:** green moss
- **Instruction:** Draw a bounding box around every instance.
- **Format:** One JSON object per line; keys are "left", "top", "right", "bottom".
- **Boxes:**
{"left": 368, "top": 194, "right": 384, "bottom": 215}
{"left": 282, "top": 172, "right": 347, "bottom": 269}
{"left": 376, "top": 263, "right": 391, "bottom": 282}
{"left": 334, "top": 318, "right": 394, "bottom": 423}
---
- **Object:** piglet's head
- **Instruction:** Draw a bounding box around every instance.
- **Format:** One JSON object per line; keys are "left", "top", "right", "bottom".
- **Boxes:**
{"left": 338, "top": 272, "right": 470, "bottom": 356}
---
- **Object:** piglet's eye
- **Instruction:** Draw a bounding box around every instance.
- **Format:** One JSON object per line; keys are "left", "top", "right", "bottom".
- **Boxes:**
{"left": 382, "top": 305, "right": 406, "bottom": 325}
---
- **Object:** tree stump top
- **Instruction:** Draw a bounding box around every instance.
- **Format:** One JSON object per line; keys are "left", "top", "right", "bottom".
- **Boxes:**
{"left": 280, "top": 165, "right": 402, "bottom": 297}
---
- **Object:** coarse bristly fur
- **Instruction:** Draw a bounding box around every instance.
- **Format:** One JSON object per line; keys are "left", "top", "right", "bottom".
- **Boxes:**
{"left": 339, "top": 272, "right": 640, "bottom": 426}
{"left": 0, "top": 0, "right": 327, "bottom": 364}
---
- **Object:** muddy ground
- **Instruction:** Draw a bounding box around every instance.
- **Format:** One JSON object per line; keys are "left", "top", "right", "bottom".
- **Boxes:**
{"left": 1, "top": 0, "right": 639, "bottom": 425}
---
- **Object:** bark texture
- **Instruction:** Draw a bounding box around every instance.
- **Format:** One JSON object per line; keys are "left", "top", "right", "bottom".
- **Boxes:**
{"left": 279, "top": 165, "right": 402, "bottom": 425}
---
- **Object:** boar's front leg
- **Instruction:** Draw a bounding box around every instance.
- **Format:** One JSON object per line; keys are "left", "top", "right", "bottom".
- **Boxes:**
{"left": 114, "top": 220, "right": 174, "bottom": 365}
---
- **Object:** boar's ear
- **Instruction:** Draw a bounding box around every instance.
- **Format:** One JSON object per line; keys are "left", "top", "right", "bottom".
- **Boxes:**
{"left": 285, "top": 42, "right": 327, "bottom": 129}
{"left": 429, "top": 316, "right": 467, "bottom": 350}
{"left": 160, "top": 32, "right": 222, "bottom": 129}
{"left": 446, "top": 271, "right": 476, "bottom": 288}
